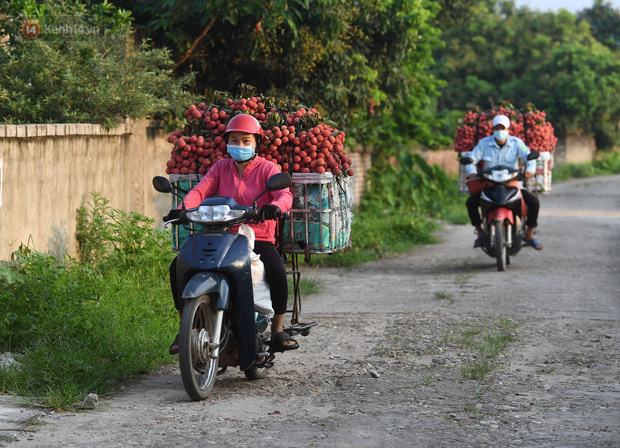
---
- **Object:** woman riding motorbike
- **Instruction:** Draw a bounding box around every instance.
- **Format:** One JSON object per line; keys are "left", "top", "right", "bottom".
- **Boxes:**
{"left": 168, "top": 114, "right": 297, "bottom": 354}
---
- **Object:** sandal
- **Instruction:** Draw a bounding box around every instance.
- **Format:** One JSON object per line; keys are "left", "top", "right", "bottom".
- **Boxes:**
{"left": 269, "top": 332, "right": 299, "bottom": 352}
{"left": 524, "top": 238, "right": 543, "bottom": 251}
{"left": 169, "top": 333, "right": 179, "bottom": 355}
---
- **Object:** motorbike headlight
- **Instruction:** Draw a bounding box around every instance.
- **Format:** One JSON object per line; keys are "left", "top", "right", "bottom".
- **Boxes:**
{"left": 490, "top": 170, "right": 515, "bottom": 182}
{"left": 185, "top": 205, "right": 246, "bottom": 223}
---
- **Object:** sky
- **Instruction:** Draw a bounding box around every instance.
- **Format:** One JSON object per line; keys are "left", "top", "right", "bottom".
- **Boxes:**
{"left": 512, "top": 0, "right": 620, "bottom": 13}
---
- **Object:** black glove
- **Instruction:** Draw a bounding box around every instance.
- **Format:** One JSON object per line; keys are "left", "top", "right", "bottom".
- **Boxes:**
{"left": 163, "top": 209, "right": 182, "bottom": 222}
{"left": 260, "top": 204, "right": 282, "bottom": 222}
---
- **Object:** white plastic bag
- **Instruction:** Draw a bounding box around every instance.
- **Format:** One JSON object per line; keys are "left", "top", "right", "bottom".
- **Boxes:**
{"left": 238, "top": 225, "right": 274, "bottom": 318}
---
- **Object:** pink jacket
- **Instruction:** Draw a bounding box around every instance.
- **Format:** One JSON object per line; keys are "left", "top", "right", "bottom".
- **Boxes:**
{"left": 179, "top": 157, "right": 293, "bottom": 244}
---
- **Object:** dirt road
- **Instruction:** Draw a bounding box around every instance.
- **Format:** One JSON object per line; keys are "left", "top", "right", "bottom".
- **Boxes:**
{"left": 6, "top": 175, "right": 620, "bottom": 447}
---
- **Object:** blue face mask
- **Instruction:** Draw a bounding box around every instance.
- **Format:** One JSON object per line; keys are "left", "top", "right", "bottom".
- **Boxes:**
{"left": 226, "top": 144, "right": 255, "bottom": 162}
{"left": 494, "top": 130, "right": 509, "bottom": 142}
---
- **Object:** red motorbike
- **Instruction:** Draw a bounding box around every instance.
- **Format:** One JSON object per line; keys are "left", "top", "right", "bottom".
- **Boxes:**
{"left": 460, "top": 151, "right": 539, "bottom": 271}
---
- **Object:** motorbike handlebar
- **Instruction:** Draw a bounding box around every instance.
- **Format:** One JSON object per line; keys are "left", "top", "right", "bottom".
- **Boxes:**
{"left": 162, "top": 207, "right": 289, "bottom": 227}
{"left": 163, "top": 209, "right": 188, "bottom": 224}
{"left": 248, "top": 208, "right": 291, "bottom": 224}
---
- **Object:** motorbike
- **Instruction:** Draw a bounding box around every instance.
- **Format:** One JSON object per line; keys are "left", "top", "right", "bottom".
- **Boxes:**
{"left": 153, "top": 172, "right": 315, "bottom": 401}
{"left": 460, "top": 151, "right": 539, "bottom": 271}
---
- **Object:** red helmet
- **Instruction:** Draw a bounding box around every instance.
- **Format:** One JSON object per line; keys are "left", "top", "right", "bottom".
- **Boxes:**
{"left": 224, "top": 114, "right": 264, "bottom": 143}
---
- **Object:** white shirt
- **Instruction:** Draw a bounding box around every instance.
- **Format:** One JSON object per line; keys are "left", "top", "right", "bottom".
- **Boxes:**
{"left": 465, "top": 135, "right": 536, "bottom": 177}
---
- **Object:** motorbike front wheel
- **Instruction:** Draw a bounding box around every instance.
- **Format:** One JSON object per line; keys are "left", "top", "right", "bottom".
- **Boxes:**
{"left": 494, "top": 221, "right": 507, "bottom": 271}
{"left": 179, "top": 295, "right": 219, "bottom": 401}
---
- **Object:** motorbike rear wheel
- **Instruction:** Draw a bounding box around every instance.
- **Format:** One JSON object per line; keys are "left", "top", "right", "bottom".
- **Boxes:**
{"left": 179, "top": 295, "right": 219, "bottom": 401}
{"left": 494, "top": 221, "right": 507, "bottom": 271}
{"left": 244, "top": 337, "right": 271, "bottom": 380}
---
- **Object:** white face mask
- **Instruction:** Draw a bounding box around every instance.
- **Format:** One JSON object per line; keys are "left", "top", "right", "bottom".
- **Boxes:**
{"left": 494, "top": 130, "right": 509, "bottom": 142}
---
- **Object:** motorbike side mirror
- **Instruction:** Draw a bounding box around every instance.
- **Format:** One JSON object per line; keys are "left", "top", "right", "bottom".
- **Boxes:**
{"left": 459, "top": 157, "right": 474, "bottom": 165}
{"left": 153, "top": 176, "right": 187, "bottom": 210}
{"left": 265, "top": 172, "right": 292, "bottom": 191}
{"left": 153, "top": 176, "right": 173, "bottom": 193}
{"left": 527, "top": 151, "right": 540, "bottom": 160}
{"left": 251, "top": 172, "right": 292, "bottom": 208}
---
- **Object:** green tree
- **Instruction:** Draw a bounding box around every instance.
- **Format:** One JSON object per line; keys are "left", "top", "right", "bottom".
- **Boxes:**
{"left": 105, "top": 0, "right": 447, "bottom": 149}
{"left": 0, "top": 0, "right": 194, "bottom": 128}
{"left": 433, "top": 0, "right": 620, "bottom": 148}
{"left": 578, "top": 0, "right": 620, "bottom": 50}
{"left": 510, "top": 39, "right": 620, "bottom": 148}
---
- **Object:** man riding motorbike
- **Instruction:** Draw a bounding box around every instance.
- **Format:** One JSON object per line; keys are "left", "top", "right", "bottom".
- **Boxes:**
{"left": 465, "top": 114, "right": 543, "bottom": 250}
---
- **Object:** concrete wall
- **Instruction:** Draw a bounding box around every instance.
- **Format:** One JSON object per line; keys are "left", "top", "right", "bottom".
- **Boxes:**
{"left": 0, "top": 121, "right": 371, "bottom": 261}
{"left": 0, "top": 120, "right": 172, "bottom": 261}
{"left": 554, "top": 135, "right": 597, "bottom": 165}
{"left": 418, "top": 148, "right": 460, "bottom": 175}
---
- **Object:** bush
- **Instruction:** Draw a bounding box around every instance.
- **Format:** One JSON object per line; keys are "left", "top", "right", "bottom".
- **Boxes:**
{"left": 0, "top": 194, "right": 176, "bottom": 409}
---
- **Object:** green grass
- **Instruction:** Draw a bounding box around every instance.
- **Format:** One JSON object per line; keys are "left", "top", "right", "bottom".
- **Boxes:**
{"left": 0, "top": 196, "right": 178, "bottom": 410}
{"left": 311, "top": 211, "right": 439, "bottom": 267}
{"left": 434, "top": 290, "right": 454, "bottom": 301}
{"left": 463, "top": 402, "right": 481, "bottom": 416}
{"left": 0, "top": 255, "right": 178, "bottom": 410}
{"left": 310, "top": 150, "right": 469, "bottom": 268}
{"left": 536, "top": 367, "right": 556, "bottom": 374}
{"left": 293, "top": 276, "right": 321, "bottom": 297}
{"left": 288, "top": 275, "right": 321, "bottom": 306}
{"left": 422, "top": 375, "right": 435, "bottom": 386}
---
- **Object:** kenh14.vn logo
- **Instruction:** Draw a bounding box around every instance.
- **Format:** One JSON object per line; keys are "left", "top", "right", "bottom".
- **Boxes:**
{"left": 22, "top": 18, "right": 40, "bottom": 39}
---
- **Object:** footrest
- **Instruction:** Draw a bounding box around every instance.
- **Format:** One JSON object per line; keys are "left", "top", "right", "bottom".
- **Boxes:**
{"left": 255, "top": 353, "right": 276, "bottom": 369}
{"left": 284, "top": 321, "right": 318, "bottom": 336}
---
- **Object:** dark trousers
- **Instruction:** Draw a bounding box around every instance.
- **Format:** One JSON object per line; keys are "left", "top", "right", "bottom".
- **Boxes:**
{"left": 169, "top": 240, "right": 288, "bottom": 315}
{"left": 253, "top": 241, "right": 288, "bottom": 315}
{"left": 467, "top": 189, "right": 539, "bottom": 228}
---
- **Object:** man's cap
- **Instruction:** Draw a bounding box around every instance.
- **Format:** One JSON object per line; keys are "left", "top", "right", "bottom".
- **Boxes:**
{"left": 492, "top": 114, "right": 511, "bottom": 129}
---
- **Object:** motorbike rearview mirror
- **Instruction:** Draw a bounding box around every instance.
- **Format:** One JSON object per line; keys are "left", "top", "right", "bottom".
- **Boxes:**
{"left": 527, "top": 151, "right": 540, "bottom": 160}
{"left": 252, "top": 172, "right": 293, "bottom": 208}
{"left": 459, "top": 157, "right": 474, "bottom": 165}
{"left": 153, "top": 176, "right": 173, "bottom": 193}
{"left": 153, "top": 176, "right": 187, "bottom": 210}
{"left": 266, "top": 172, "right": 292, "bottom": 191}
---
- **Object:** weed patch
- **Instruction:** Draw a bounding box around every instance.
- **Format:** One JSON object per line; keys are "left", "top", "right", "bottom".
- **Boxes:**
{"left": 445, "top": 317, "right": 519, "bottom": 381}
